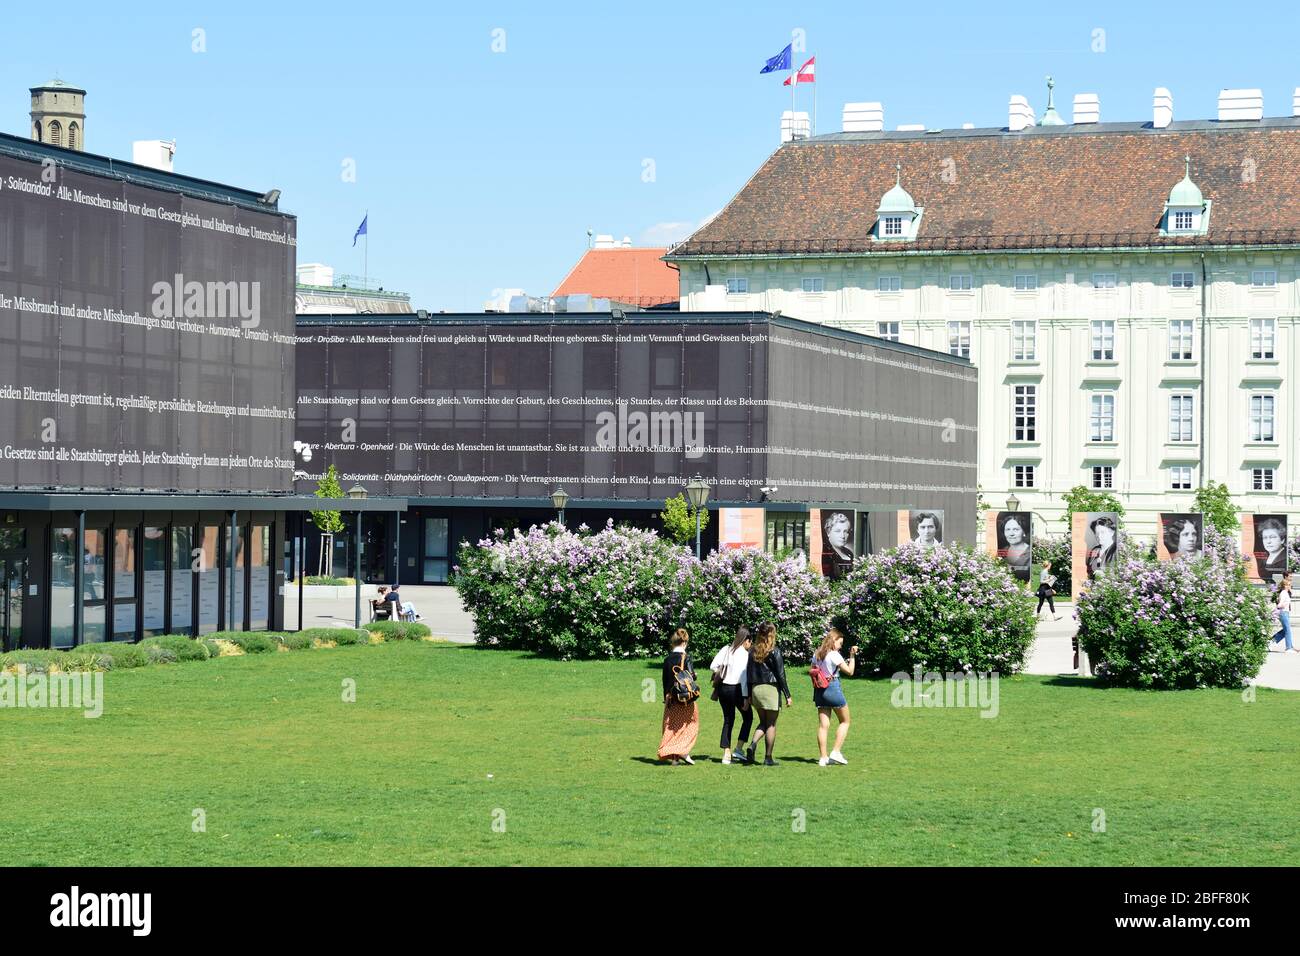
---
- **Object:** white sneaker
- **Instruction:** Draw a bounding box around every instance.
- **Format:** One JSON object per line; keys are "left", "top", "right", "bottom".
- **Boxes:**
{"left": 1287, "top": 648, "right": 1299, "bottom": 655}
{"left": 829, "top": 751, "right": 848, "bottom": 765}
{"left": 682, "top": 755, "right": 695, "bottom": 764}
{"left": 818, "top": 757, "right": 830, "bottom": 766}
{"left": 721, "top": 754, "right": 731, "bottom": 765}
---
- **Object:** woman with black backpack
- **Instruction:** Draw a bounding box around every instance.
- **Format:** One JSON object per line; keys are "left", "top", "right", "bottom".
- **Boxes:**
{"left": 744, "top": 622, "right": 791, "bottom": 766}
{"left": 658, "top": 628, "right": 701, "bottom": 765}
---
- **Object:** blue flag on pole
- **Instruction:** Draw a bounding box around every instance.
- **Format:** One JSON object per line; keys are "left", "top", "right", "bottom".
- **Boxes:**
{"left": 352, "top": 213, "right": 368, "bottom": 246}
{"left": 760, "top": 44, "right": 792, "bottom": 74}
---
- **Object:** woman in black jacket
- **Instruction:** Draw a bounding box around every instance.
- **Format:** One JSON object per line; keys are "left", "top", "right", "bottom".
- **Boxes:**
{"left": 744, "top": 622, "right": 791, "bottom": 766}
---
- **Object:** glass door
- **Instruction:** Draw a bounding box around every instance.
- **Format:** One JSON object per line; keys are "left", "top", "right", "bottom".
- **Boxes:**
{"left": 2, "top": 559, "right": 25, "bottom": 652}
{"left": 422, "top": 517, "right": 449, "bottom": 583}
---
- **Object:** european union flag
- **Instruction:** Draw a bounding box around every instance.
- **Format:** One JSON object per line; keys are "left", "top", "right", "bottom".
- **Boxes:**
{"left": 760, "top": 44, "right": 792, "bottom": 74}
{"left": 352, "top": 213, "right": 368, "bottom": 246}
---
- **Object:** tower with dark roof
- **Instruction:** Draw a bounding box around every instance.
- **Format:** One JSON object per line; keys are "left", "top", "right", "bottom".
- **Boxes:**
{"left": 30, "top": 78, "right": 86, "bottom": 151}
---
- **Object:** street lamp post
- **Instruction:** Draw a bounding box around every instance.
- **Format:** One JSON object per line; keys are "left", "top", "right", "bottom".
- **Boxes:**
{"left": 685, "top": 475, "right": 711, "bottom": 560}
{"left": 347, "top": 485, "right": 368, "bottom": 627}
{"left": 551, "top": 487, "right": 570, "bottom": 528}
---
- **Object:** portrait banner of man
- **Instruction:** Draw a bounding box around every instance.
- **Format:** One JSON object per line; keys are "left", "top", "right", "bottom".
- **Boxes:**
{"left": 1250, "top": 514, "right": 1289, "bottom": 583}
{"left": 820, "top": 510, "right": 855, "bottom": 580}
{"left": 995, "top": 511, "right": 1033, "bottom": 582}
{"left": 1083, "top": 512, "right": 1120, "bottom": 580}
{"left": 1159, "top": 513, "right": 1203, "bottom": 561}
{"left": 909, "top": 510, "right": 944, "bottom": 550}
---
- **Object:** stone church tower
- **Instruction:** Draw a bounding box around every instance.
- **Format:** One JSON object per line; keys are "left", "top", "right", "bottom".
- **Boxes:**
{"left": 30, "top": 79, "right": 86, "bottom": 151}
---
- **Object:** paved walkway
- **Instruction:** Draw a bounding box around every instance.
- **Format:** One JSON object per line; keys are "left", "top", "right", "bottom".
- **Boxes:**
{"left": 290, "top": 588, "right": 1300, "bottom": 690}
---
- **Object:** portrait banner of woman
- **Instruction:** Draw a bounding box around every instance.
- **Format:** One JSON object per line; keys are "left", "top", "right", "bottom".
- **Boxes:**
{"left": 909, "top": 510, "right": 944, "bottom": 550}
{"left": 995, "top": 511, "right": 1032, "bottom": 582}
{"left": 1252, "top": 515, "right": 1289, "bottom": 582}
{"left": 1159, "top": 513, "right": 1203, "bottom": 561}
{"left": 1083, "top": 512, "right": 1120, "bottom": 580}
{"left": 820, "top": 510, "right": 855, "bottom": 580}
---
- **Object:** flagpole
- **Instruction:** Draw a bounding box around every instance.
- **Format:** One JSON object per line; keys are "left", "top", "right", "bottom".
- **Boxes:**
{"left": 813, "top": 59, "right": 817, "bottom": 135}
{"left": 790, "top": 62, "right": 796, "bottom": 140}
{"left": 364, "top": 221, "right": 369, "bottom": 290}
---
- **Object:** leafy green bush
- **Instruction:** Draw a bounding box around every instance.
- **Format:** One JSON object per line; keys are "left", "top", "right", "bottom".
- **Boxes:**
{"left": 1077, "top": 526, "right": 1272, "bottom": 688}
{"left": 1, "top": 649, "right": 66, "bottom": 673}
{"left": 304, "top": 576, "right": 356, "bottom": 586}
{"left": 312, "top": 627, "right": 368, "bottom": 646}
{"left": 273, "top": 633, "right": 312, "bottom": 651}
{"left": 59, "top": 648, "right": 113, "bottom": 671}
{"left": 456, "top": 520, "right": 693, "bottom": 659}
{"left": 835, "top": 544, "right": 1038, "bottom": 675}
{"left": 201, "top": 639, "right": 223, "bottom": 659}
{"left": 666, "top": 548, "right": 833, "bottom": 664}
{"left": 227, "top": 633, "right": 277, "bottom": 654}
{"left": 364, "top": 620, "right": 432, "bottom": 641}
{"left": 144, "top": 645, "right": 178, "bottom": 663}
{"left": 94, "top": 643, "right": 151, "bottom": 668}
{"left": 140, "top": 635, "right": 210, "bottom": 662}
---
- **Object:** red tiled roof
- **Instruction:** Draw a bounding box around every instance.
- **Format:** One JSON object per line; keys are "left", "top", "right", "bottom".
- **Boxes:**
{"left": 552, "top": 247, "right": 679, "bottom": 306}
{"left": 669, "top": 122, "right": 1300, "bottom": 256}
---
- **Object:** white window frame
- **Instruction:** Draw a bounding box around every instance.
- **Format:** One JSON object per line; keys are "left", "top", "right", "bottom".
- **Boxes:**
{"left": 1091, "top": 465, "right": 1115, "bottom": 490}
{"left": 1249, "top": 393, "right": 1276, "bottom": 443}
{"left": 725, "top": 277, "right": 748, "bottom": 294}
{"left": 1012, "top": 464, "right": 1036, "bottom": 488}
{"left": 876, "top": 321, "right": 900, "bottom": 342}
{"left": 1170, "top": 466, "right": 1193, "bottom": 490}
{"left": 1169, "top": 394, "right": 1194, "bottom": 443}
{"left": 1013, "top": 384, "right": 1037, "bottom": 442}
{"left": 1253, "top": 467, "right": 1275, "bottom": 491}
{"left": 1093, "top": 273, "right": 1117, "bottom": 290}
{"left": 1172, "top": 210, "right": 1194, "bottom": 231}
{"left": 1089, "top": 393, "right": 1116, "bottom": 442}
{"left": 949, "top": 274, "right": 973, "bottom": 292}
{"left": 801, "top": 276, "right": 824, "bottom": 294}
{"left": 1168, "top": 319, "right": 1194, "bottom": 361}
{"left": 1090, "top": 320, "right": 1115, "bottom": 361}
{"left": 1251, "top": 270, "right": 1278, "bottom": 288}
{"left": 1011, "top": 320, "right": 1037, "bottom": 361}
{"left": 1013, "top": 274, "right": 1038, "bottom": 291}
{"left": 882, "top": 216, "right": 903, "bottom": 237}
{"left": 878, "top": 276, "right": 901, "bottom": 293}
{"left": 947, "top": 320, "right": 971, "bottom": 359}
{"left": 1250, "top": 318, "right": 1276, "bottom": 359}
{"left": 1170, "top": 271, "right": 1195, "bottom": 289}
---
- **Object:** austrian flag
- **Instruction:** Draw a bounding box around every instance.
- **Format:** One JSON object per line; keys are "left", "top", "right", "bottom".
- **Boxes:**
{"left": 783, "top": 56, "right": 815, "bottom": 85}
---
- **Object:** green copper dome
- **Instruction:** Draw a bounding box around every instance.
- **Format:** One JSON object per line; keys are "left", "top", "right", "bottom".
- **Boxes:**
{"left": 1168, "top": 156, "right": 1204, "bottom": 207}
{"left": 877, "top": 164, "right": 916, "bottom": 214}
{"left": 1038, "top": 76, "right": 1066, "bottom": 126}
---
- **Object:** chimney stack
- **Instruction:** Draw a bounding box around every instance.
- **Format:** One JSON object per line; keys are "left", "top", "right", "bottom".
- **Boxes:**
{"left": 1008, "top": 95, "right": 1035, "bottom": 131}
{"left": 1152, "top": 88, "right": 1174, "bottom": 128}
{"left": 132, "top": 140, "right": 176, "bottom": 172}
{"left": 1218, "top": 88, "right": 1263, "bottom": 121}
{"left": 781, "top": 110, "right": 810, "bottom": 143}
{"left": 1072, "top": 93, "right": 1100, "bottom": 124}
{"left": 896, "top": 123, "right": 925, "bottom": 132}
{"left": 842, "top": 102, "right": 883, "bottom": 132}
{"left": 1293, "top": 87, "right": 1300, "bottom": 117}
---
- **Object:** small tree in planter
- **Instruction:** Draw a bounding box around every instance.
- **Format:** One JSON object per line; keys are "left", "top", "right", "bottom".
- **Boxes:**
{"left": 1076, "top": 525, "right": 1273, "bottom": 689}
{"left": 311, "top": 465, "right": 345, "bottom": 576}
{"left": 665, "top": 548, "right": 833, "bottom": 664}
{"left": 659, "top": 493, "right": 709, "bottom": 547}
{"left": 835, "top": 544, "right": 1037, "bottom": 676}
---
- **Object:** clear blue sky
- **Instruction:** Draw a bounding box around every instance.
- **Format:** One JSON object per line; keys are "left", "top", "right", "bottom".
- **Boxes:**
{"left": 4, "top": 1, "right": 1297, "bottom": 310}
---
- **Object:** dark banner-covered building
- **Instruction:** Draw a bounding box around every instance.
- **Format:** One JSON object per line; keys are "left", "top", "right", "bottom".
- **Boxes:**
{"left": 295, "top": 312, "right": 977, "bottom": 584}
{"left": 0, "top": 131, "right": 304, "bottom": 648}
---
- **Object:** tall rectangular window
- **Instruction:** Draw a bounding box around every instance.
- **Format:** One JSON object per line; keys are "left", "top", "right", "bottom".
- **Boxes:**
{"left": 1250, "top": 394, "right": 1276, "bottom": 442}
{"left": 1090, "top": 320, "right": 1115, "bottom": 360}
{"left": 878, "top": 276, "right": 901, "bottom": 293}
{"left": 947, "top": 321, "right": 971, "bottom": 359}
{"left": 1091, "top": 465, "right": 1115, "bottom": 489}
{"left": 1170, "top": 466, "right": 1193, "bottom": 490}
{"left": 1014, "top": 274, "right": 1038, "bottom": 291}
{"left": 1169, "top": 394, "right": 1194, "bottom": 442}
{"left": 876, "top": 321, "right": 900, "bottom": 341}
{"left": 1250, "top": 318, "right": 1276, "bottom": 359}
{"left": 1168, "top": 319, "right": 1193, "bottom": 360}
{"left": 142, "top": 527, "right": 167, "bottom": 637}
{"left": 1011, "top": 320, "right": 1037, "bottom": 361}
{"left": 1013, "top": 385, "right": 1037, "bottom": 441}
{"left": 249, "top": 525, "right": 270, "bottom": 632}
{"left": 883, "top": 216, "right": 903, "bottom": 237}
{"left": 725, "top": 277, "right": 748, "bottom": 294}
{"left": 111, "top": 527, "right": 137, "bottom": 642}
{"left": 1089, "top": 394, "right": 1115, "bottom": 442}
{"left": 1173, "top": 211, "right": 1194, "bottom": 231}
{"left": 1013, "top": 464, "right": 1036, "bottom": 488}
{"left": 1253, "top": 468, "right": 1275, "bottom": 491}
{"left": 801, "top": 276, "right": 824, "bottom": 293}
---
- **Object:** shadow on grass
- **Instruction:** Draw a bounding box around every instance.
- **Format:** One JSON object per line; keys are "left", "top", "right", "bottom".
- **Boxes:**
{"left": 1042, "top": 675, "right": 1106, "bottom": 690}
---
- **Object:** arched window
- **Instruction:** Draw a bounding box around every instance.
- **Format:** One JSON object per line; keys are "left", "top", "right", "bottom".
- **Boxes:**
{"left": 67, "top": 122, "right": 79, "bottom": 150}
{"left": 48, "top": 121, "right": 62, "bottom": 147}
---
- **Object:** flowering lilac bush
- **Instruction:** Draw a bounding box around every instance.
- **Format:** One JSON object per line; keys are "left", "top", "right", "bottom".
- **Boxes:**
{"left": 835, "top": 544, "right": 1037, "bottom": 675}
{"left": 666, "top": 548, "right": 833, "bottom": 664}
{"left": 454, "top": 521, "right": 693, "bottom": 659}
{"left": 1076, "top": 524, "right": 1273, "bottom": 689}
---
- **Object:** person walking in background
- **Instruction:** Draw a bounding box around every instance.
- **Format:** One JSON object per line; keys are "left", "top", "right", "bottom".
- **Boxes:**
{"left": 810, "top": 626, "right": 856, "bottom": 767}
{"left": 744, "top": 623, "right": 791, "bottom": 766}
{"left": 1270, "top": 573, "right": 1295, "bottom": 654}
{"left": 658, "top": 628, "right": 701, "bottom": 765}
{"left": 1036, "top": 560, "right": 1060, "bottom": 621}
{"left": 710, "top": 626, "right": 752, "bottom": 764}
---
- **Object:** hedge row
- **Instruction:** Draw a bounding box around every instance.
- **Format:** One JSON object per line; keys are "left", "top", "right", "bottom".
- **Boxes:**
{"left": 0, "top": 620, "right": 432, "bottom": 673}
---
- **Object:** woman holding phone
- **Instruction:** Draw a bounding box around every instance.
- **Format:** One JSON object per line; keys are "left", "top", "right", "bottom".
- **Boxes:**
{"left": 811, "top": 626, "right": 856, "bottom": 766}
{"left": 744, "top": 623, "right": 791, "bottom": 766}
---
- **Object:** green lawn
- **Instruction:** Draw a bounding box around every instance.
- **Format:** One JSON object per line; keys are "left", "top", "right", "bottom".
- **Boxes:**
{"left": 2, "top": 642, "right": 1297, "bottom": 865}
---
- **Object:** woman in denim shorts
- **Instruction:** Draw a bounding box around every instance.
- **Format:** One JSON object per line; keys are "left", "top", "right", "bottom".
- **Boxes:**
{"left": 810, "top": 626, "right": 856, "bottom": 766}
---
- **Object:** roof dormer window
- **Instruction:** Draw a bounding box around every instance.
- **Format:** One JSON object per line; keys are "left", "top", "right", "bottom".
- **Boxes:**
{"left": 1161, "top": 156, "right": 1211, "bottom": 237}
{"left": 873, "top": 163, "right": 923, "bottom": 242}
